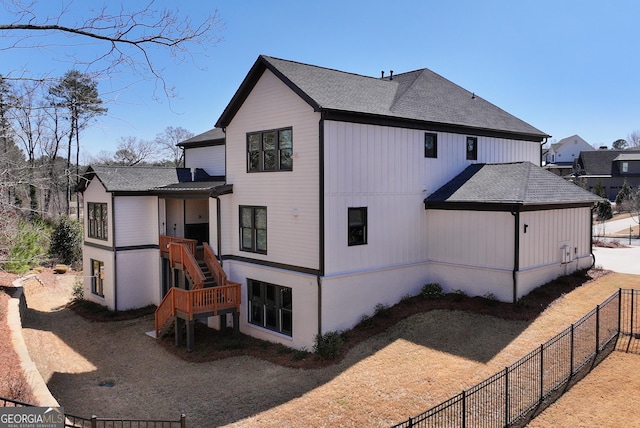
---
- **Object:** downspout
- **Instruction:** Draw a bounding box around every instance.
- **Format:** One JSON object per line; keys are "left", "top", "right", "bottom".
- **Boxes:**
{"left": 317, "top": 114, "right": 326, "bottom": 337}
{"left": 510, "top": 208, "right": 520, "bottom": 304}
{"left": 214, "top": 196, "right": 222, "bottom": 264}
{"left": 590, "top": 205, "right": 596, "bottom": 268}
{"left": 112, "top": 193, "right": 117, "bottom": 311}
{"left": 540, "top": 137, "right": 547, "bottom": 167}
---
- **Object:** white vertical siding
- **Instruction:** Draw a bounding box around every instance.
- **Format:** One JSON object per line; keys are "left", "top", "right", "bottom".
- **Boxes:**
{"left": 520, "top": 208, "right": 592, "bottom": 269}
{"left": 165, "top": 198, "right": 184, "bottom": 237}
{"left": 114, "top": 196, "right": 159, "bottom": 247}
{"left": 115, "top": 249, "right": 161, "bottom": 309}
{"left": 184, "top": 145, "right": 225, "bottom": 176}
{"left": 185, "top": 199, "right": 207, "bottom": 224}
{"left": 222, "top": 69, "right": 320, "bottom": 270}
{"left": 323, "top": 121, "right": 539, "bottom": 275}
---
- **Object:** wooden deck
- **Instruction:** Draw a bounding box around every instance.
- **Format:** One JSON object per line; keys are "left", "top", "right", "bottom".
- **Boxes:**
{"left": 155, "top": 236, "right": 241, "bottom": 350}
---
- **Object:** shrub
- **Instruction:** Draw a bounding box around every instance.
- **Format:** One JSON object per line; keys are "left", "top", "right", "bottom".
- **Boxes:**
{"left": 313, "top": 331, "right": 343, "bottom": 360}
{"left": 421, "top": 283, "right": 444, "bottom": 299}
{"left": 5, "top": 220, "right": 49, "bottom": 274}
{"left": 292, "top": 347, "right": 310, "bottom": 362}
{"left": 451, "top": 289, "right": 468, "bottom": 302}
{"left": 49, "top": 217, "right": 83, "bottom": 267}
{"left": 72, "top": 276, "right": 84, "bottom": 301}
{"left": 374, "top": 303, "right": 391, "bottom": 318}
{"left": 359, "top": 314, "right": 376, "bottom": 329}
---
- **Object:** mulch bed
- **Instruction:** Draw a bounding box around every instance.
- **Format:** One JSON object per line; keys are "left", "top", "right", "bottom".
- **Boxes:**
{"left": 67, "top": 267, "right": 611, "bottom": 370}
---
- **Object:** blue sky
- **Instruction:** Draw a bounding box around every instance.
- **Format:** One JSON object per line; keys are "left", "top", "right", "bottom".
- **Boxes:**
{"left": 4, "top": 0, "right": 640, "bottom": 158}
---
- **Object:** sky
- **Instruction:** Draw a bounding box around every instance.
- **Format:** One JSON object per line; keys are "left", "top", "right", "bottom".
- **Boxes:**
{"left": 3, "top": 0, "right": 640, "bottom": 160}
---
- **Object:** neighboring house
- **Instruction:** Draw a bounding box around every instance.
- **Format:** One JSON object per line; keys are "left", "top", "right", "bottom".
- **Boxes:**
{"left": 79, "top": 55, "right": 601, "bottom": 351}
{"left": 543, "top": 135, "right": 594, "bottom": 176}
{"left": 572, "top": 149, "right": 640, "bottom": 201}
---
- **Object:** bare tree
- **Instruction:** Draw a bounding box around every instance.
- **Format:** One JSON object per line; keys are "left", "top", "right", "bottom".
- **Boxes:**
{"left": 154, "top": 126, "right": 193, "bottom": 167}
{"left": 627, "top": 130, "right": 640, "bottom": 148}
{"left": 0, "top": 1, "right": 223, "bottom": 99}
{"left": 114, "top": 136, "right": 158, "bottom": 166}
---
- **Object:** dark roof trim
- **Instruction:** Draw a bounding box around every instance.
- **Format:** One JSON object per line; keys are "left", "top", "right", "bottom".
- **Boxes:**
{"left": 210, "top": 183, "right": 233, "bottom": 197}
{"left": 179, "top": 139, "right": 225, "bottom": 149}
{"left": 424, "top": 201, "right": 597, "bottom": 212}
{"left": 216, "top": 56, "right": 320, "bottom": 128}
{"left": 222, "top": 254, "right": 320, "bottom": 276}
{"left": 323, "top": 110, "right": 547, "bottom": 143}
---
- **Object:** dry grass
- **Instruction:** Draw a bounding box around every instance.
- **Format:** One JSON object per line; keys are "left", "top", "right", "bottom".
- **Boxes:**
{"left": 5, "top": 268, "right": 640, "bottom": 427}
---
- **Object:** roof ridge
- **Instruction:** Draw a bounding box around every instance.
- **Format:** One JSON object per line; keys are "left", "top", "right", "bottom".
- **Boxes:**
{"left": 262, "top": 55, "right": 390, "bottom": 82}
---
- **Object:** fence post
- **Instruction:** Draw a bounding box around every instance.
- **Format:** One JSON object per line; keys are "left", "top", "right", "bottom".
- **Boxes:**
{"left": 539, "top": 344, "right": 544, "bottom": 402}
{"left": 407, "top": 416, "right": 413, "bottom": 427}
{"left": 461, "top": 389, "right": 466, "bottom": 428}
{"left": 570, "top": 324, "right": 574, "bottom": 377}
{"left": 618, "top": 288, "right": 622, "bottom": 336}
{"left": 504, "top": 366, "right": 509, "bottom": 427}
{"left": 595, "top": 304, "right": 600, "bottom": 354}
{"left": 91, "top": 415, "right": 97, "bottom": 428}
{"left": 181, "top": 413, "right": 187, "bottom": 428}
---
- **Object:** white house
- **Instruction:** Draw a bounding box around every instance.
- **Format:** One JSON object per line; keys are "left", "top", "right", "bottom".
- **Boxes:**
{"left": 543, "top": 135, "right": 594, "bottom": 176}
{"left": 79, "top": 55, "right": 601, "bottom": 351}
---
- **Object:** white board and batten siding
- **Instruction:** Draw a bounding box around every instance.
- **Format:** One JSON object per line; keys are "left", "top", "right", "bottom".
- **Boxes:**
{"left": 184, "top": 145, "right": 225, "bottom": 176}
{"left": 222, "top": 69, "right": 320, "bottom": 270}
{"left": 426, "top": 210, "right": 515, "bottom": 301}
{"left": 517, "top": 207, "right": 594, "bottom": 298}
{"left": 113, "top": 196, "right": 159, "bottom": 247}
{"left": 216, "top": 68, "right": 321, "bottom": 348}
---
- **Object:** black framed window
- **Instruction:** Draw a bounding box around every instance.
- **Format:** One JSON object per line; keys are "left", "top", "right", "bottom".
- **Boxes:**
{"left": 91, "top": 259, "right": 104, "bottom": 297}
{"left": 247, "top": 128, "right": 293, "bottom": 172}
{"left": 248, "top": 279, "right": 292, "bottom": 336}
{"left": 424, "top": 133, "right": 437, "bottom": 158}
{"left": 348, "top": 207, "right": 367, "bottom": 246}
{"left": 466, "top": 136, "right": 478, "bottom": 160}
{"left": 87, "top": 202, "right": 108, "bottom": 240}
{"left": 240, "top": 206, "right": 267, "bottom": 253}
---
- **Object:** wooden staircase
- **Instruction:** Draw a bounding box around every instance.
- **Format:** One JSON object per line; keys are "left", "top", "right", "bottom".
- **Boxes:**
{"left": 155, "top": 237, "right": 241, "bottom": 350}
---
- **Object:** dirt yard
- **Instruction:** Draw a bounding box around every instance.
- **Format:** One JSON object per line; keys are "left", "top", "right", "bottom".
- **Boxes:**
{"left": 10, "top": 270, "right": 640, "bottom": 427}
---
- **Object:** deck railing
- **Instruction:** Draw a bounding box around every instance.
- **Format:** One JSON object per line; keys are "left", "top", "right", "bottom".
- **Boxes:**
{"left": 159, "top": 235, "right": 197, "bottom": 257}
{"left": 168, "top": 242, "right": 205, "bottom": 289}
{"left": 203, "top": 242, "right": 227, "bottom": 287}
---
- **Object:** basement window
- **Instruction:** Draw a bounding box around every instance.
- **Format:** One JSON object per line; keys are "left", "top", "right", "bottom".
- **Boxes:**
{"left": 248, "top": 279, "right": 292, "bottom": 336}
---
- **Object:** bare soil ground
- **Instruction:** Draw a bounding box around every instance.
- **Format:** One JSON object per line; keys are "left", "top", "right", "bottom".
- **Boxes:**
{"left": 3, "top": 268, "right": 640, "bottom": 427}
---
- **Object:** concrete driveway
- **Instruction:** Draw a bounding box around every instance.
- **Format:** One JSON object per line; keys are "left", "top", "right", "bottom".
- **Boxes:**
{"left": 593, "top": 246, "right": 640, "bottom": 275}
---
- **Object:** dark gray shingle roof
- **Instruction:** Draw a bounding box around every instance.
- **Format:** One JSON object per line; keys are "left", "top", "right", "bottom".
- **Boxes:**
{"left": 577, "top": 150, "right": 640, "bottom": 176}
{"left": 178, "top": 128, "right": 225, "bottom": 147}
{"left": 78, "top": 165, "right": 225, "bottom": 194}
{"left": 425, "top": 162, "right": 602, "bottom": 206}
{"left": 217, "top": 55, "right": 549, "bottom": 140}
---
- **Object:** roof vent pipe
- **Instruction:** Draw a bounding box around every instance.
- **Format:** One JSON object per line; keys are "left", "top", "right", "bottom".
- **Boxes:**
{"left": 381, "top": 71, "right": 384, "bottom": 79}
{"left": 390, "top": 70, "right": 393, "bottom": 81}
{"left": 190, "top": 167, "right": 196, "bottom": 182}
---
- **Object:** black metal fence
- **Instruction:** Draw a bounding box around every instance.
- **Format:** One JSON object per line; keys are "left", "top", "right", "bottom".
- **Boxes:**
{"left": 0, "top": 397, "right": 185, "bottom": 428}
{"left": 392, "top": 289, "right": 640, "bottom": 428}
{"left": 4, "top": 290, "right": 640, "bottom": 428}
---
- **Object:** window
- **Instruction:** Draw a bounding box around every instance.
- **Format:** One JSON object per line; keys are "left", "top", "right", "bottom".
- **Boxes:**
{"left": 240, "top": 206, "right": 267, "bottom": 253}
{"left": 91, "top": 259, "right": 104, "bottom": 297}
{"left": 466, "top": 137, "right": 477, "bottom": 160}
{"left": 87, "top": 202, "right": 108, "bottom": 240}
{"left": 247, "top": 128, "right": 293, "bottom": 172}
{"left": 248, "top": 279, "right": 292, "bottom": 336}
{"left": 348, "top": 207, "right": 367, "bottom": 246}
{"left": 622, "top": 162, "right": 629, "bottom": 173}
{"left": 424, "top": 133, "right": 437, "bottom": 158}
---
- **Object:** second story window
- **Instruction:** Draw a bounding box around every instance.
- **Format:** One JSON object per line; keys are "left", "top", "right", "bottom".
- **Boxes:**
{"left": 240, "top": 206, "right": 267, "bottom": 253}
{"left": 466, "top": 136, "right": 478, "bottom": 161}
{"left": 425, "top": 133, "right": 437, "bottom": 158}
{"left": 247, "top": 128, "right": 293, "bottom": 172}
{"left": 87, "top": 202, "right": 108, "bottom": 240}
{"left": 622, "top": 162, "right": 629, "bottom": 173}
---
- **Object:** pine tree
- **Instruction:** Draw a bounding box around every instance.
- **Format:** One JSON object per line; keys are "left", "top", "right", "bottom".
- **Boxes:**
{"left": 49, "top": 70, "right": 107, "bottom": 216}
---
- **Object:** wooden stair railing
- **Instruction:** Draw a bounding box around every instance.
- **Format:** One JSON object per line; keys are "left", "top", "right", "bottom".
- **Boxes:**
{"left": 168, "top": 242, "right": 205, "bottom": 289}
{"left": 159, "top": 235, "right": 197, "bottom": 257}
{"left": 203, "top": 242, "right": 227, "bottom": 287}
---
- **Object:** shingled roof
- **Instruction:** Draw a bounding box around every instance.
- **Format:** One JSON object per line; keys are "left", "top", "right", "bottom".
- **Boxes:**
{"left": 77, "top": 165, "right": 227, "bottom": 195}
{"left": 575, "top": 150, "right": 640, "bottom": 176}
{"left": 177, "top": 128, "right": 225, "bottom": 148}
{"left": 425, "top": 162, "right": 602, "bottom": 210}
{"left": 216, "top": 55, "right": 549, "bottom": 141}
